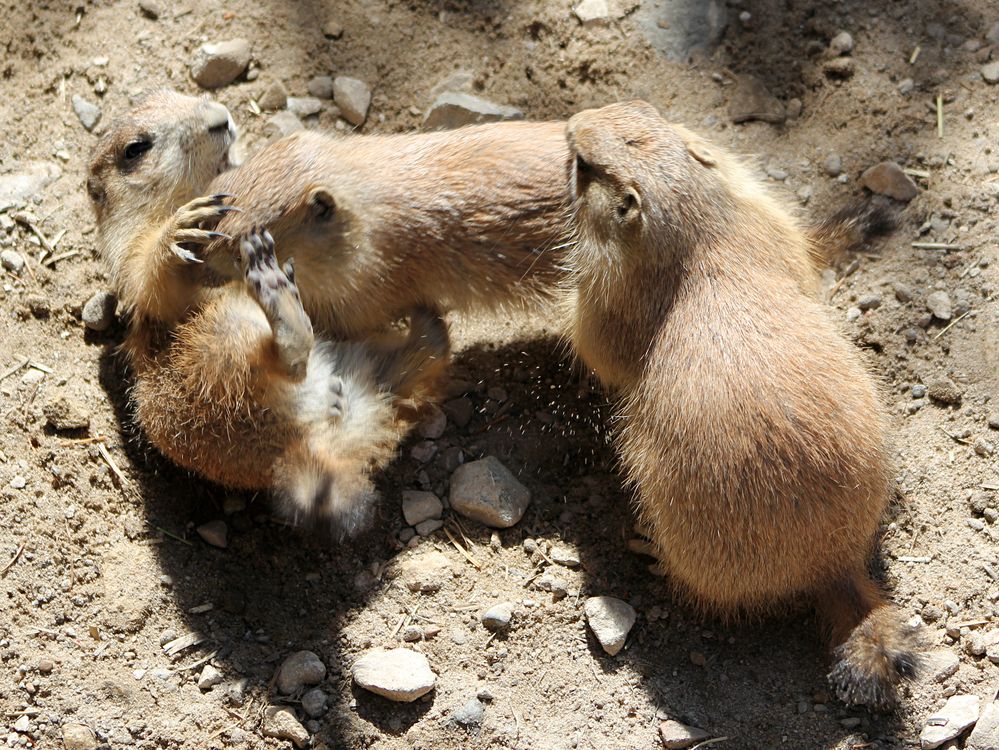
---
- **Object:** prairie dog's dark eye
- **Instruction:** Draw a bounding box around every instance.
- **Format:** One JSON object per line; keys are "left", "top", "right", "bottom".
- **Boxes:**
{"left": 575, "top": 154, "right": 592, "bottom": 176}
{"left": 123, "top": 139, "right": 152, "bottom": 161}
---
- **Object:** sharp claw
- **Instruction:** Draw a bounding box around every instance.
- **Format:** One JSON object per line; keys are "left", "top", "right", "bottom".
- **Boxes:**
{"left": 212, "top": 193, "right": 235, "bottom": 200}
{"left": 205, "top": 231, "right": 231, "bottom": 240}
{"left": 218, "top": 205, "right": 242, "bottom": 214}
{"left": 171, "top": 245, "right": 204, "bottom": 264}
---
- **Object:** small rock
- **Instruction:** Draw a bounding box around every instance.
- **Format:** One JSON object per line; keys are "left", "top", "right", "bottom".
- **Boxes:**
{"left": 14, "top": 715, "right": 29, "bottom": 732}
{"left": 307, "top": 76, "right": 335, "bottom": 100}
{"left": 785, "top": 98, "right": 802, "bottom": 120}
{"left": 351, "top": 648, "right": 437, "bottom": 702}
{"left": 62, "top": 723, "right": 98, "bottom": 750}
{"left": 190, "top": 39, "right": 251, "bottom": 89}
{"left": 861, "top": 162, "right": 918, "bottom": 201}
{"left": 322, "top": 19, "right": 344, "bottom": 38}
{"left": 82, "top": 290, "right": 117, "bottom": 331}
{"left": 982, "top": 61, "right": 999, "bottom": 85}
{"left": 417, "top": 404, "right": 447, "bottom": 439}
{"left": 829, "top": 31, "right": 854, "bottom": 55}
{"left": 931, "top": 651, "right": 960, "bottom": 682}
{"left": 857, "top": 293, "right": 882, "bottom": 311}
{"left": 968, "top": 700, "right": 999, "bottom": 749}
{"left": 196, "top": 520, "right": 227, "bottom": 548}
{"left": 333, "top": 76, "right": 371, "bottom": 126}
{"left": 410, "top": 440, "right": 437, "bottom": 463}
{"left": 72, "top": 95, "right": 102, "bottom": 132}
{"left": 919, "top": 694, "right": 979, "bottom": 749}
{"left": 287, "top": 97, "right": 323, "bottom": 118}
{"left": 912, "top": 384, "right": 927, "bottom": 399}
{"left": 424, "top": 91, "right": 523, "bottom": 131}
{"left": 975, "top": 439, "right": 996, "bottom": 457}
{"left": 450, "top": 698, "right": 485, "bottom": 730}
{"left": 37, "top": 658, "right": 54, "bottom": 674}
{"left": 550, "top": 545, "right": 581, "bottom": 567}
{"left": 480, "top": 602, "right": 514, "bottom": 631}
{"left": 894, "top": 282, "right": 913, "bottom": 303}
{"left": 226, "top": 678, "right": 248, "bottom": 706}
{"left": 276, "top": 650, "right": 326, "bottom": 695}
{"left": 25, "top": 294, "right": 50, "bottom": 317}
{"left": 402, "top": 490, "right": 443, "bottom": 526}
{"left": 988, "top": 413, "right": 999, "bottom": 430}
{"left": 138, "top": 0, "right": 161, "bottom": 19}
{"left": 926, "top": 291, "right": 953, "bottom": 321}
{"left": 415, "top": 518, "right": 444, "bottom": 536}
{"left": 846, "top": 307, "right": 862, "bottom": 322}
{"left": 0, "top": 161, "right": 61, "bottom": 211}
{"left": 266, "top": 111, "right": 304, "bottom": 139}
{"left": 197, "top": 664, "right": 223, "bottom": 690}
{"left": 659, "top": 720, "right": 711, "bottom": 749}
{"left": 262, "top": 706, "right": 309, "bottom": 748}
{"left": 535, "top": 572, "right": 569, "bottom": 600}
{"left": 301, "top": 688, "right": 328, "bottom": 718}
{"left": 767, "top": 167, "right": 788, "bottom": 181}
{"left": 573, "top": 0, "right": 610, "bottom": 25}
{"left": 898, "top": 78, "right": 915, "bottom": 95}
{"left": 824, "top": 154, "right": 843, "bottom": 177}
{"left": 728, "top": 75, "right": 785, "bottom": 124}
{"left": 823, "top": 57, "right": 856, "bottom": 78}
{"left": 257, "top": 80, "right": 288, "bottom": 111}
{"left": 11, "top": 475, "right": 27, "bottom": 489}
{"left": 449, "top": 456, "right": 531, "bottom": 528}
{"left": 927, "top": 376, "right": 963, "bottom": 405}
{"left": 397, "top": 549, "right": 452, "bottom": 593}
{"left": 401, "top": 624, "right": 423, "bottom": 642}
{"left": 584, "top": 596, "right": 636, "bottom": 656}
{"left": 443, "top": 397, "right": 474, "bottom": 428}
{"left": 1, "top": 249, "right": 25, "bottom": 275}
{"left": 44, "top": 397, "right": 90, "bottom": 432}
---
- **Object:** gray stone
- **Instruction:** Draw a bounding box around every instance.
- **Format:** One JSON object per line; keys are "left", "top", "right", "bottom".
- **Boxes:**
{"left": 898, "top": 78, "right": 915, "bottom": 95}
{"left": 82, "top": 290, "right": 118, "bottom": 331}
{"left": 351, "top": 648, "right": 437, "bottom": 702}
{"left": 62, "top": 724, "right": 98, "bottom": 750}
{"left": 262, "top": 706, "right": 309, "bottom": 748}
{"left": 968, "top": 700, "right": 999, "bottom": 749}
{"left": 573, "top": 0, "right": 610, "bottom": 25}
{"left": 276, "top": 650, "right": 326, "bottom": 694}
{"left": 634, "top": 0, "right": 727, "bottom": 61}
{"left": 266, "top": 111, "right": 304, "bottom": 139}
{"left": 983, "top": 62, "right": 999, "bottom": 85}
{"left": 307, "top": 75, "right": 335, "bottom": 100}
{"left": 550, "top": 545, "right": 581, "bottom": 567}
{"left": 397, "top": 549, "right": 452, "bottom": 593}
{"left": 402, "top": 490, "right": 443, "bottom": 526}
{"left": 824, "top": 154, "right": 843, "bottom": 177}
{"left": 584, "top": 596, "right": 636, "bottom": 656}
{"left": 1, "top": 249, "right": 25, "bottom": 275}
{"left": 197, "top": 664, "right": 223, "bottom": 690}
{"left": 728, "top": 75, "right": 785, "bottom": 124}
{"left": 410, "top": 440, "right": 437, "bottom": 463}
{"left": 861, "top": 162, "right": 918, "bottom": 201}
{"left": 785, "top": 98, "right": 802, "bottom": 119}
{"left": 857, "top": 293, "right": 882, "bottom": 311}
{"left": 72, "top": 95, "right": 102, "bottom": 132}
{"left": 257, "top": 80, "right": 288, "bottom": 111}
{"left": 424, "top": 91, "right": 523, "bottom": 131}
{"left": 534, "top": 572, "right": 569, "bottom": 600}
{"left": 919, "top": 694, "right": 979, "bottom": 749}
{"left": 417, "top": 404, "right": 447, "bottom": 439}
{"left": 333, "top": 76, "right": 371, "bottom": 126}
{"left": 190, "top": 39, "right": 251, "bottom": 89}
{"left": 0, "top": 161, "right": 61, "bottom": 211}
{"left": 450, "top": 698, "right": 485, "bottom": 729}
{"left": 443, "top": 397, "right": 474, "bottom": 428}
{"left": 44, "top": 396, "right": 90, "bottom": 431}
{"left": 480, "top": 602, "right": 514, "bottom": 631}
{"left": 14, "top": 715, "right": 29, "bottom": 732}
{"left": 415, "top": 518, "right": 444, "bottom": 536}
{"left": 926, "top": 291, "right": 953, "bottom": 321}
{"left": 196, "top": 520, "right": 228, "bottom": 549}
{"left": 287, "top": 96, "right": 323, "bottom": 117}
{"left": 301, "top": 688, "right": 328, "bottom": 718}
{"left": 894, "top": 282, "right": 913, "bottom": 303}
{"left": 829, "top": 31, "right": 854, "bottom": 55}
{"left": 449, "top": 456, "right": 531, "bottom": 528}
{"left": 659, "top": 720, "right": 711, "bottom": 749}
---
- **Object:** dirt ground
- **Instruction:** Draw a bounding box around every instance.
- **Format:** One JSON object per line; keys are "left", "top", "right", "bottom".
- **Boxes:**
{"left": 2, "top": 1, "right": 999, "bottom": 748}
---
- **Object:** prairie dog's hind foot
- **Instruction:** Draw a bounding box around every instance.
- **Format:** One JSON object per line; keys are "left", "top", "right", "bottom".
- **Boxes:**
{"left": 168, "top": 193, "right": 239, "bottom": 264}
{"left": 239, "top": 228, "right": 315, "bottom": 379}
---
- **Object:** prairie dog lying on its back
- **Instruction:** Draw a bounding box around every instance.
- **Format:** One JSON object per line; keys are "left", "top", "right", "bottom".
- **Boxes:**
{"left": 563, "top": 100, "right": 918, "bottom": 709}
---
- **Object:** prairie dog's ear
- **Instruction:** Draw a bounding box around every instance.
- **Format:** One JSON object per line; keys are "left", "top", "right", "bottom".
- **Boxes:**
{"left": 686, "top": 141, "right": 717, "bottom": 168}
{"left": 308, "top": 187, "right": 336, "bottom": 221}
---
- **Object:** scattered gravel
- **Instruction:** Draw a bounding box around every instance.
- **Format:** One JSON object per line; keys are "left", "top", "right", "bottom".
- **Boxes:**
{"left": 351, "top": 648, "right": 437, "bottom": 702}
{"left": 449, "top": 456, "right": 531, "bottom": 528}
{"left": 333, "top": 76, "right": 371, "bottom": 126}
{"left": 82, "top": 290, "right": 117, "bottom": 331}
{"left": 276, "top": 650, "right": 326, "bottom": 694}
{"left": 584, "top": 596, "right": 637, "bottom": 656}
{"left": 190, "top": 39, "right": 251, "bottom": 88}
{"left": 480, "top": 602, "right": 515, "bottom": 631}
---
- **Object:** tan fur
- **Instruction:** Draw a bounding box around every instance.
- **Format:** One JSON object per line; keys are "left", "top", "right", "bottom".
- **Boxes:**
{"left": 564, "top": 100, "right": 919, "bottom": 709}
{"left": 88, "top": 91, "right": 449, "bottom": 534}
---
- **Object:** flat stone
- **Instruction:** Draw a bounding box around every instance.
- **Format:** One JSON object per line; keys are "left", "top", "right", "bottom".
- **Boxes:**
{"left": 634, "top": 0, "right": 727, "bottom": 61}
{"left": 423, "top": 92, "right": 523, "bottom": 131}
{"left": 449, "top": 456, "right": 531, "bottom": 528}
{"left": 262, "top": 705, "right": 309, "bottom": 748}
{"left": 0, "top": 161, "right": 61, "bottom": 211}
{"left": 44, "top": 396, "right": 90, "bottom": 431}
{"left": 982, "top": 61, "right": 999, "bottom": 85}
{"left": 584, "top": 596, "right": 636, "bottom": 656}
{"left": 659, "top": 720, "right": 711, "bottom": 749}
{"left": 62, "top": 723, "right": 98, "bottom": 750}
{"left": 861, "top": 162, "right": 918, "bottom": 202}
{"left": 857, "top": 293, "right": 882, "bottom": 311}
{"left": 197, "top": 664, "right": 223, "bottom": 690}
{"left": 415, "top": 518, "right": 444, "bottom": 536}
{"left": 333, "top": 76, "right": 371, "bottom": 126}
{"left": 257, "top": 79, "right": 288, "bottom": 111}
{"left": 352, "top": 648, "right": 437, "bottom": 702}
{"left": 307, "top": 75, "right": 334, "bottom": 100}
{"left": 919, "top": 694, "right": 979, "bottom": 749}
{"left": 728, "top": 75, "right": 785, "bottom": 124}
{"left": 927, "top": 376, "right": 963, "bottom": 405}
{"left": 402, "top": 490, "right": 443, "bottom": 526}
{"left": 926, "top": 291, "right": 953, "bottom": 320}
{"left": 301, "top": 688, "right": 328, "bottom": 718}
{"left": 190, "top": 39, "right": 251, "bottom": 89}
{"left": 480, "top": 602, "right": 514, "bottom": 631}
{"left": 82, "top": 290, "right": 117, "bottom": 331}
{"left": 287, "top": 96, "right": 323, "bottom": 117}
{"left": 573, "top": 0, "right": 610, "bottom": 25}
{"left": 266, "top": 111, "right": 304, "bottom": 139}
{"left": 930, "top": 650, "right": 960, "bottom": 682}
{"left": 397, "top": 549, "right": 452, "bottom": 593}
{"left": 550, "top": 545, "right": 581, "bottom": 567}
{"left": 14, "top": 715, "right": 29, "bottom": 732}
{"left": 1, "top": 249, "right": 25, "bottom": 275}
{"left": 968, "top": 699, "right": 999, "bottom": 749}
{"left": 196, "top": 520, "right": 228, "bottom": 548}
{"left": 72, "top": 95, "right": 102, "bottom": 131}
{"left": 276, "top": 650, "right": 326, "bottom": 694}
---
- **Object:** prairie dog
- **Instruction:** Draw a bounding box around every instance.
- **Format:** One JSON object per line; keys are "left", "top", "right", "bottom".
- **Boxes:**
{"left": 87, "top": 90, "right": 449, "bottom": 532}
{"left": 564, "top": 100, "right": 918, "bottom": 709}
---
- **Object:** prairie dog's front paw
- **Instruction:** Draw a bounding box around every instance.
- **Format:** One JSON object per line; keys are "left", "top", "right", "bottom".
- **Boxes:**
{"left": 166, "top": 194, "right": 240, "bottom": 263}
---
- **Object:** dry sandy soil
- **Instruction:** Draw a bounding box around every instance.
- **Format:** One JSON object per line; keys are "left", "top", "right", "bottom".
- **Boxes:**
{"left": 2, "top": 1, "right": 999, "bottom": 749}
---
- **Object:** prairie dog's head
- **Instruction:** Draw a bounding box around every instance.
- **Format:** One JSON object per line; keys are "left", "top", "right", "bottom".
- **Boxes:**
{"left": 86, "top": 89, "right": 236, "bottom": 229}
{"left": 566, "top": 100, "right": 728, "bottom": 272}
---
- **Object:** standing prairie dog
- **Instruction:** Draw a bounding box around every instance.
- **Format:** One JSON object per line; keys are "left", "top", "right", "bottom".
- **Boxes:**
{"left": 86, "top": 90, "right": 448, "bottom": 533}
{"left": 564, "top": 100, "right": 918, "bottom": 709}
